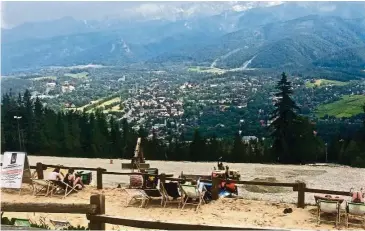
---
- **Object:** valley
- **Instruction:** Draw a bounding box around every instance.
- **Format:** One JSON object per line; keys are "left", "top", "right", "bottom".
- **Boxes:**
{"left": 2, "top": 1, "right": 365, "bottom": 156}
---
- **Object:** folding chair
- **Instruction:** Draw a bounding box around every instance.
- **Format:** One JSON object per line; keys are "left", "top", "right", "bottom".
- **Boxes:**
{"left": 32, "top": 179, "right": 55, "bottom": 196}
{"left": 49, "top": 180, "right": 78, "bottom": 198}
{"left": 346, "top": 201, "right": 365, "bottom": 228}
{"left": 50, "top": 219, "right": 71, "bottom": 230}
{"left": 143, "top": 188, "right": 164, "bottom": 207}
{"left": 123, "top": 189, "right": 149, "bottom": 208}
{"left": 317, "top": 199, "right": 341, "bottom": 226}
{"left": 180, "top": 184, "right": 206, "bottom": 211}
{"left": 160, "top": 182, "right": 181, "bottom": 208}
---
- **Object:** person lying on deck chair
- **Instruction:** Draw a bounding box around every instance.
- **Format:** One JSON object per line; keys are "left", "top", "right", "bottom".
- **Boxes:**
{"left": 64, "top": 168, "right": 84, "bottom": 190}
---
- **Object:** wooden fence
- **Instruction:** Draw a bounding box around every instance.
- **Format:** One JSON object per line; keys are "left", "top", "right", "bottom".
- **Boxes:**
{"left": 1, "top": 195, "right": 287, "bottom": 230}
{"left": 31, "top": 162, "right": 352, "bottom": 208}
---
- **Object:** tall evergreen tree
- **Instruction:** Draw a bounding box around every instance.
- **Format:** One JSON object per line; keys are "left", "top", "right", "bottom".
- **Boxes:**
{"left": 270, "top": 72, "right": 300, "bottom": 163}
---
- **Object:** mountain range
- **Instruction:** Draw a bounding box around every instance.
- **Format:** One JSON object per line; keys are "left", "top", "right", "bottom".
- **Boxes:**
{"left": 2, "top": 1, "right": 365, "bottom": 75}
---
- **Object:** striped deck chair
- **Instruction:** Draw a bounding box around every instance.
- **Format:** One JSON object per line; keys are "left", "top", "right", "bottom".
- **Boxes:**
{"left": 346, "top": 202, "right": 365, "bottom": 228}
{"left": 180, "top": 184, "right": 206, "bottom": 211}
{"left": 50, "top": 219, "right": 71, "bottom": 230}
{"left": 317, "top": 199, "right": 341, "bottom": 226}
{"left": 123, "top": 188, "right": 149, "bottom": 208}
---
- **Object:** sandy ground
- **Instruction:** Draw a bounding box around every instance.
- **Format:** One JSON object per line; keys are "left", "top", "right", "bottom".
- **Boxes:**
{"left": 2, "top": 156, "right": 365, "bottom": 230}
{"left": 23, "top": 156, "right": 365, "bottom": 205}
{"left": 2, "top": 186, "right": 364, "bottom": 230}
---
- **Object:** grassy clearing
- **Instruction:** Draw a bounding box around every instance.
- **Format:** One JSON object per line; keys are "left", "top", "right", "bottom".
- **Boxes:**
{"left": 64, "top": 72, "right": 89, "bottom": 78}
{"left": 188, "top": 66, "right": 226, "bottom": 74}
{"left": 305, "top": 79, "right": 348, "bottom": 88}
{"left": 316, "top": 95, "right": 365, "bottom": 118}
{"left": 31, "top": 76, "right": 57, "bottom": 81}
{"left": 76, "top": 97, "right": 122, "bottom": 113}
{"left": 76, "top": 99, "right": 102, "bottom": 111}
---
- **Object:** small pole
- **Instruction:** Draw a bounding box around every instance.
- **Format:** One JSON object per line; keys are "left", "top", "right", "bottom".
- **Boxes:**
{"left": 297, "top": 182, "right": 306, "bottom": 208}
{"left": 88, "top": 194, "right": 105, "bottom": 230}
{"left": 36, "top": 162, "right": 44, "bottom": 179}
{"left": 96, "top": 168, "right": 104, "bottom": 190}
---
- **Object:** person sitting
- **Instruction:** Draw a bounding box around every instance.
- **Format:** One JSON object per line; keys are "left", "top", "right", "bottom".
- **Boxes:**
{"left": 64, "top": 168, "right": 84, "bottom": 190}
{"left": 47, "top": 167, "right": 65, "bottom": 191}
{"left": 48, "top": 167, "right": 64, "bottom": 181}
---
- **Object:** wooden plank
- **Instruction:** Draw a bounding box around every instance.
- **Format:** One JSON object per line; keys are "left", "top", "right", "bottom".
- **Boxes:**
{"left": 1, "top": 202, "right": 97, "bottom": 214}
{"left": 226, "top": 180, "right": 297, "bottom": 187}
{"left": 103, "top": 172, "right": 173, "bottom": 178}
{"left": 294, "top": 187, "right": 351, "bottom": 196}
{"left": 44, "top": 164, "right": 104, "bottom": 171}
{"left": 88, "top": 215, "right": 287, "bottom": 230}
{"left": 121, "top": 163, "right": 150, "bottom": 169}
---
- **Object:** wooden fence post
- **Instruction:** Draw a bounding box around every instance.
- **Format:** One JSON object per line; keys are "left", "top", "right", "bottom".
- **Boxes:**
{"left": 36, "top": 162, "right": 44, "bottom": 179}
{"left": 88, "top": 194, "right": 105, "bottom": 230}
{"left": 297, "top": 182, "right": 306, "bottom": 208}
{"left": 96, "top": 168, "right": 104, "bottom": 190}
{"left": 211, "top": 177, "right": 220, "bottom": 200}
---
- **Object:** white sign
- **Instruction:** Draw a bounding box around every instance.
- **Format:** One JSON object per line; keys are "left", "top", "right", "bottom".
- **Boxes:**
{"left": 1, "top": 152, "right": 27, "bottom": 188}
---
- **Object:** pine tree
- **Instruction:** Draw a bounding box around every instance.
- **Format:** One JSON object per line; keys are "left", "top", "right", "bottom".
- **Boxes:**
{"left": 270, "top": 72, "right": 300, "bottom": 163}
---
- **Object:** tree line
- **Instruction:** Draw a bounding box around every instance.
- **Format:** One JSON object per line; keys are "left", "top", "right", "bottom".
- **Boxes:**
{"left": 1, "top": 73, "right": 365, "bottom": 167}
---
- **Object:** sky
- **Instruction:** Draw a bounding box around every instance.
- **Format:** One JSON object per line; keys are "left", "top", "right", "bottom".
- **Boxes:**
{"left": 0, "top": 1, "right": 185, "bottom": 28}
{"left": 1, "top": 1, "right": 276, "bottom": 29}
{"left": 1, "top": 2, "right": 175, "bottom": 28}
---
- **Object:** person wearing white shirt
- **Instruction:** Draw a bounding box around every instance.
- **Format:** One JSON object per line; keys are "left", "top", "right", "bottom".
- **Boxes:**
{"left": 48, "top": 167, "right": 64, "bottom": 181}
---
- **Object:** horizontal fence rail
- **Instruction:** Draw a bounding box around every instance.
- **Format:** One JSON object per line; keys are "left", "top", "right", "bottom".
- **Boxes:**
{"left": 87, "top": 215, "right": 286, "bottom": 230}
{"left": 293, "top": 187, "right": 352, "bottom": 197}
{"left": 2, "top": 194, "right": 289, "bottom": 230}
{"left": 1, "top": 202, "right": 97, "bottom": 214}
{"left": 27, "top": 162, "right": 353, "bottom": 209}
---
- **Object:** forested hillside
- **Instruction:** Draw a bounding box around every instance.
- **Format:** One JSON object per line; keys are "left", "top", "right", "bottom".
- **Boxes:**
{"left": 2, "top": 75, "right": 365, "bottom": 167}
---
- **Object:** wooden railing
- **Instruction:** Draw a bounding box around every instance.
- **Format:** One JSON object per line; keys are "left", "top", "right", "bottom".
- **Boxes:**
{"left": 30, "top": 162, "right": 352, "bottom": 209}
{"left": 1, "top": 195, "right": 285, "bottom": 230}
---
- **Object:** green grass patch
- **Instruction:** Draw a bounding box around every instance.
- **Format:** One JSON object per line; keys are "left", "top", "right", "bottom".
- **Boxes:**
{"left": 305, "top": 79, "right": 348, "bottom": 88}
{"left": 316, "top": 95, "right": 365, "bottom": 118}
{"left": 76, "top": 97, "right": 122, "bottom": 113}
{"left": 64, "top": 72, "right": 89, "bottom": 78}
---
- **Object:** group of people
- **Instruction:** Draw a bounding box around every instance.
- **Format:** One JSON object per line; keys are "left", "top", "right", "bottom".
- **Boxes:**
{"left": 48, "top": 167, "right": 84, "bottom": 190}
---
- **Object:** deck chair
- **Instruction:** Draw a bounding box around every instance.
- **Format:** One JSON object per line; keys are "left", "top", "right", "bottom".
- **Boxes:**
{"left": 143, "top": 188, "right": 164, "bottom": 207}
{"left": 317, "top": 199, "right": 341, "bottom": 226}
{"left": 346, "top": 202, "right": 365, "bottom": 228}
{"left": 180, "top": 184, "right": 206, "bottom": 211}
{"left": 50, "top": 219, "right": 71, "bottom": 230}
{"left": 32, "top": 179, "right": 55, "bottom": 196}
{"left": 124, "top": 188, "right": 149, "bottom": 208}
{"left": 49, "top": 180, "right": 78, "bottom": 198}
{"left": 160, "top": 182, "right": 181, "bottom": 208}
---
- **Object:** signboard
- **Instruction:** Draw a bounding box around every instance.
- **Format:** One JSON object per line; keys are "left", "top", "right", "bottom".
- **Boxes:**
{"left": 1, "top": 152, "right": 29, "bottom": 188}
